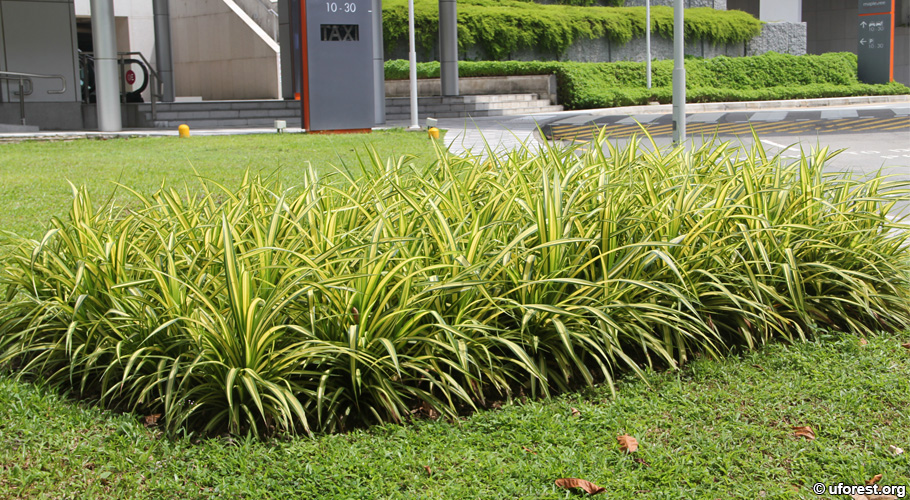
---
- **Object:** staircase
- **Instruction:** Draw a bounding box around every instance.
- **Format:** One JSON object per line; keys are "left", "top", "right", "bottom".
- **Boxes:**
{"left": 127, "top": 100, "right": 301, "bottom": 129}
{"left": 126, "top": 94, "right": 563, "bottom": 129}
{"left": 385, "top": 94, "right": 563, "bottom": 121}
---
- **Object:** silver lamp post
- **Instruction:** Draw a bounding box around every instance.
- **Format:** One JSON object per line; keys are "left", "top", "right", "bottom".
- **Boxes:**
{"left": 672, "top": 0, "right": 686, "bottom": 145}
{"left": 407, "top": 0, "right": 420, "bottom": 129}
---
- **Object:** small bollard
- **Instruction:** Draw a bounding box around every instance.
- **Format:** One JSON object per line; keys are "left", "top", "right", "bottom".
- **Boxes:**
{"left": 178, "top": 124, "right": 190, "bottom": 138}
{"left": 428, "top": 127, "right": 440, "bottom": 139}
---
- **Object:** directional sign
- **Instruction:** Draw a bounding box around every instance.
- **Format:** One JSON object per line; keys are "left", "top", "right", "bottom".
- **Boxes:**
{"left": 857, "top": 0, "right": 894, "bottom": 84}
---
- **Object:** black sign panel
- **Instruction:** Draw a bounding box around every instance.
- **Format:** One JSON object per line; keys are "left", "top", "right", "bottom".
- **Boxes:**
{"left": 857, "top": 12, "right": 892, "bottom": 83}
{"left": 320, "top": 24, "right": 359, "bottom": 41}
{"left": 858, "top": 0, "right": 891, "bottom": 14}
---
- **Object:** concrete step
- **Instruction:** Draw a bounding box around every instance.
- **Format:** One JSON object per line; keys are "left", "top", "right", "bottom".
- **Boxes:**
{"left": 153, "top": 117, "right": 302, "bottom": 129}
{"left": 130, "top": 95, "right": 563, "bottom": 128}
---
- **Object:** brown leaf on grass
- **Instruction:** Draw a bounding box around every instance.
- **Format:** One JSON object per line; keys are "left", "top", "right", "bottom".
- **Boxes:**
{"left": 423, "top": 466, "right": 431, "bottom": 477}
{"left": 555, "top": 478, "right": 606, "bottom": 495}
{"left": 617, "top": 435, "right": 639, "bottom": 453}
{"left": 143, "top": 414, "right": 161, "bottom": 427}
{"left": 521, "top": 446, "right": 537, "bottom": 455}
{"left": 860, "top": 337, "right": 869, "bottom": 346}
{"left": 888, "top": 445, "right": 904, "bottom": 456}
{"left": 792, "top": 426, "right": 815, "bottom": 440}
{"left": 570, "top": 407, "right": 581, "bottom": 417}
{"left": 902, "top": 342, "right": 910, "bottom": 350}
{"left": 865, "top": 474, "right": 883, "bottom": 485}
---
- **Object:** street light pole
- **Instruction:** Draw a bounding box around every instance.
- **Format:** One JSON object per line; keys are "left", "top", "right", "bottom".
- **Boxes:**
{"left": 672, "top": 0, "right": 685, "bottom": 145}
{"left": 646, "top": 0, "right": 651, "bottom": 89}
{"left": 408, "top": 0, "right": 420, "bottom": 129}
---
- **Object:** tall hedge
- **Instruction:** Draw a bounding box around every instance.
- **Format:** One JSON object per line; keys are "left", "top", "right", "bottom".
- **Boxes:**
{"left": 385, "top": 52, "right": 910, "bottom": 109}
{"left": 381, "top": 2, "right": 762, "bottom": 60}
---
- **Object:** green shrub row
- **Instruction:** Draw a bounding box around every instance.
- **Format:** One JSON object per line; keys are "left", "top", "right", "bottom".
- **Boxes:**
{"left": 2, "top": 140, "right": 909, "bottom": 437}
{"left": 385, "top": 53, "right": 910, "bottom": 109}
{"left": 381, "top": 2, "right": 761, "bottom": 60}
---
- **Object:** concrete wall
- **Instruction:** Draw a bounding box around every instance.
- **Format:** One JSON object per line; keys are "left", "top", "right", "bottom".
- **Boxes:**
{"left": 169, "top": 0, "right": 280, "bottom": 100}
{"left": 75, "top": 0, "right": 280, "bottom": 100}
{"left": 757, "top": 0, "right": 801, "bottom": 22}
{"left": 0, "top": 0, "right": 80, "bottom": 104}
{"left": 727, "top": 0, "right": 758, "bottom": 16}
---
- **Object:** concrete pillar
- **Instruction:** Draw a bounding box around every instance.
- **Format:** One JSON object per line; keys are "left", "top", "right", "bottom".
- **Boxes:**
{"left": 439, "top": 0, "right": 458, "bottom": 96}
{"left": 90, "top": 0, "right": 122, "bottom": 131}
{"left": 759, "top": 0, "right": 801, "bottom": 22}
{"left": 279, "top": 0, "right": 294, "bottom": 99}
{"left": 153, "top": 0, "right": 175, "bottom": 102}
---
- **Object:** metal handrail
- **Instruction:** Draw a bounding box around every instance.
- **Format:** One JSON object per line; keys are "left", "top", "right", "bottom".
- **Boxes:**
{"left": 117, "top": 51, "right": 163, "bottom": 121}
{"left": 0, "top": 71, "right": 67, "bottom": 126}
{"left": 80, "top": 51, "right": 163, "bottom": 121}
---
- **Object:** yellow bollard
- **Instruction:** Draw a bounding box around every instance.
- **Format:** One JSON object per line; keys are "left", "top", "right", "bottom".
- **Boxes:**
{"left": 428, "top": 127, "right": 440, "bottom": 139}
{"left": 178, "top": 124, "right": 190, "bottom": 138}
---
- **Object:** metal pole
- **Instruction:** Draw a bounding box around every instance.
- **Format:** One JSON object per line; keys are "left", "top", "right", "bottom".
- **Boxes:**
{"left": 90, "top": 0, "right": 122, "bottom": 131}
{"left": 408, "top": 0, "right": 420, "bottom": 129}
{"left": 672, "top": 0, "right": 685, "bottom": 145}
{"left": 372, "top": 0, "right": 386, "bottom": 125}
{"left": 153, "top": 0, "right": 176, "bottom": 102}
{"left": 646, "top": 0, "right": 651, "bottom": 89}
{"left": 18, "top": 79, "right": 26, "bottom": 125}
{"left": 439, "top": 0, "right": 458, "bottom": 96}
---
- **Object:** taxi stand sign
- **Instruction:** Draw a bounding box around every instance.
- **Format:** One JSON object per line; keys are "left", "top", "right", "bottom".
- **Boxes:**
{"left": 299, "top": 0, "right": 375, "bottom": 132}
{"left": 857, "top": 0, "right": 894, "bottom": 84}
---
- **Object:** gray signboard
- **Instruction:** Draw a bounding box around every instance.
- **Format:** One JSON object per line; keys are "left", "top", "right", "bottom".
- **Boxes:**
{"left": 857, "top": 10, "right": 893, "bottom": 84}
{"left": 304, "top": 0, "right": 375, "bottom": 131}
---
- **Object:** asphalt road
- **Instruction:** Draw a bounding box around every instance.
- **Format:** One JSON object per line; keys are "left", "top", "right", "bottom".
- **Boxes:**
{"left": 542, "top": 103, "right": 910, "bottom": 216}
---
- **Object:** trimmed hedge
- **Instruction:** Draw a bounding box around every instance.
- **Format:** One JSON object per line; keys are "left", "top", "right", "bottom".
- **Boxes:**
{"left": 385, "top": 52, "right": 910, "bottom": 109}
{"left": 381, "top": 3, "right": 761, "bottom": 60}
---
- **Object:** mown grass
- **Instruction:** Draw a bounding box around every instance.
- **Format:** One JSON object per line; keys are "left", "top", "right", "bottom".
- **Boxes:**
{"left": 0, "top": 131, "right": 441, "bottom": 238}
{"left": 2, "top": 132, "right": 908, "bottom": 438}
{"left": 1, "top": 330, "right": 908, "bottom": 499}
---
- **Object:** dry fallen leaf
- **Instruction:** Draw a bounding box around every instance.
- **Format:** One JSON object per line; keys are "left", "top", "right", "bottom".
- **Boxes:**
{"left": 792, "top": 426, "right": 816, "bottom": 441}
{"left": 865, "top": 474, "right": 883, "bottom": 486}
{"left": 888, "top": 445, "right": 904, "bottom": 456}
{"left": 860, "top": 337, "right": 869, "bottom": 346}
{"left": 617, "top": 435, "right": 639, "bottom": 453}
{"left": 570, "top": 407, "right": 581, "bottom": 417}
{"left": 902, "top": 342, "right": 910, "bottom": 350}
{"left": 555, "top": 478, "right": 606, "bottom": 495}
{"left": 423, "top": 465, "right": 432, "bottom": 477}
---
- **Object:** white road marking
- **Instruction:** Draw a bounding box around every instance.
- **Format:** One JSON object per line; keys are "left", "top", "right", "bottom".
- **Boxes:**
{"left": 760, "top": 139, "right": 789, "bottom": 149}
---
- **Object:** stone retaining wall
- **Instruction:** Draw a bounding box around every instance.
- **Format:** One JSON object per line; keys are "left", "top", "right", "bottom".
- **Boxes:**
{"left": 389, "top": 20, "right": 806, "bottom": 63}
{"left": 623, "top": 0, "right": 727, "bottom": 9}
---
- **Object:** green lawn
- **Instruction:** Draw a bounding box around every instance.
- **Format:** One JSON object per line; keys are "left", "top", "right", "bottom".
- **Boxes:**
{"left": 1, "top": 133, "right": 909, "bottom": 499}
{"left": 0, "top": 131, "right": 441, "bottom": 238}
{"left": 1, "top": 331, "right": 908, "bottom": 499}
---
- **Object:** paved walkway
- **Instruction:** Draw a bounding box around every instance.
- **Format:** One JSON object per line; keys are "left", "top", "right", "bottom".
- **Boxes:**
{"left": 1, "top": 96, "right": 908, "bottom": 157}
{"left": 389, "top": 95, "right": 910, "bottom": 155}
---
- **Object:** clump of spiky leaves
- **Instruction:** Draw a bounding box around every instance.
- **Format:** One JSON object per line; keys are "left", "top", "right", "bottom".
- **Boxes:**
{"left": 1, "top": 137, "right": 909, "bottom": 437}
